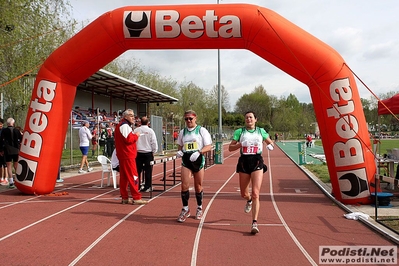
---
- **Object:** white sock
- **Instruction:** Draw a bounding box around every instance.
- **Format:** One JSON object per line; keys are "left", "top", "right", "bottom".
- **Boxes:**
{"left": 183, "top": 206, "right": 189, "bottom": 211}
{"left": 9, "top": 177, "right": 14, "bottom": 184}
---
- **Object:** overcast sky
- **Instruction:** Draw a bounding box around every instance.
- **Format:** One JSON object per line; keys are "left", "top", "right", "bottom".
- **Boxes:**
{"left": 70, "top": 0, "right": 399, "bottom": 110}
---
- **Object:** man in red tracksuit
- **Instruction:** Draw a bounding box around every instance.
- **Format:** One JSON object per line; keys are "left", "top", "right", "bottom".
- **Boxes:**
{"left": 114, "top": 109, "right": 148, "bottom": 205}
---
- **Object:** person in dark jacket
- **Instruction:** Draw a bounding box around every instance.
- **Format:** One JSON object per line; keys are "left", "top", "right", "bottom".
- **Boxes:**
{"left": 0, "top": 118, "right": 22, "bottom": 188}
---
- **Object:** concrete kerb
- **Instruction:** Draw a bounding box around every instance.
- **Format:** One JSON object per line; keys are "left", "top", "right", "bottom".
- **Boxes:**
{"left": 278, "top": 145, "right": 399, "bottom": 245}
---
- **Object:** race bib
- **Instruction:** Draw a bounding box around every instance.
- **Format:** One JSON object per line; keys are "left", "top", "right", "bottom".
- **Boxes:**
{"left": 242, "top": 145, "right": 258, "bottom": 155}
{"left": 184, "top": 142, "right": 198, "bottom": 152}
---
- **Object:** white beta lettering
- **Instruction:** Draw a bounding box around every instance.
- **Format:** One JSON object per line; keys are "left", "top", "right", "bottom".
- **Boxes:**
{"left": 327, "top": 78, "right": 364, "bottom": 167}
{"left": 335, "top": 114, "right": 358, "bottom": 139}
{"left": 155, "top": 10, "right": 241, "bottom": 39}
{"left": 20, "top": 80, "right": 56, "bottom": 157}
{"left": 333, "top": 139, "right": 364, "bottom": 167}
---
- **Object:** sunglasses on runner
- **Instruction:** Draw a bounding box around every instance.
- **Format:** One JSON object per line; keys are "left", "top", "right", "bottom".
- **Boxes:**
{"left": 184, "top": 117, "right": 194, "bottom": 121}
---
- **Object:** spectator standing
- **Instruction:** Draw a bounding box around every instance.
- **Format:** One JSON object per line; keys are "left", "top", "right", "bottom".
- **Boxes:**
{"left": 56, "top": 164, "right": 64, "bottom": 183}
{"left": 91, "top": 125, "right": 99, "bottom": 157}
{"left": 99, "top": 124, "right": 108, "bottom": 155}
{"left": 173, "top": 131, "right": 178, "bottom": 143}
{"left": 0, "top": 118, "right": 23, "bottom": 188}
{"left": 0, "top": 119, "right": 8, "bottom": 186}
{"left": 134, "top": 116, "right": 158, "bottom": 192}
{"left": 114, "top": 109, "right": 148, "bottom": 205}
{"left": 175, "top": 110, "right": 212, "bottom": 222}
{"left": 105, "top": 123, "right": 115, "bottom": 157}
{"left": 78, "top": 121, "right": 93, "bottom": 173}
{"left": 306, "top": 134, "right": 313, "bottom": 148}
{"left": 228, "top": 111, "right": 274, "bottom": 234}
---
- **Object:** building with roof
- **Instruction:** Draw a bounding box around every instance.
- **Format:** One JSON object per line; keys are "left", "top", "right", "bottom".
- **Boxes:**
{"left": 73, "top": 68, "right": 178, "bottom": 118}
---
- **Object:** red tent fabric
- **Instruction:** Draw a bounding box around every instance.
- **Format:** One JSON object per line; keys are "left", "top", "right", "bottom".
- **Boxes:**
{"left": 378, "top": 94, "right": 399, "bottom": 115}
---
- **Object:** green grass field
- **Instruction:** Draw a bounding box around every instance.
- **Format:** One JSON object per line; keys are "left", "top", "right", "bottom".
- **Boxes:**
{"left": 304, "top": 139, "right": 399, "bottom": 183}
{"left": 376, "top": 139, "right": 399, "bottom": 156}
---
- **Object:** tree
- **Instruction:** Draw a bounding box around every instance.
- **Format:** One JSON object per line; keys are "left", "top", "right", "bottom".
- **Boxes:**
{"left": 0, "top": 0, "right": 76, "bottom": 125}
{"left": 234, "top": 85, "right": 271, "bottom": 124}
{"left": 177, "top": 82, "right": 209, "bottom": 124}
{"left": 209, "top": 84, "right": 230, "bottom": 112}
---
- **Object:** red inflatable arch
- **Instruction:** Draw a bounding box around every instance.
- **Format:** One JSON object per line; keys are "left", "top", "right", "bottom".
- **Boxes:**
{"left": 17, "top": 4, "right": 375, "bottom": 204}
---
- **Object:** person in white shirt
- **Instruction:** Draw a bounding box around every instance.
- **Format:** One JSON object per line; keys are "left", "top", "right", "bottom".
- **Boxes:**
{"left": 175, "top": 110, "right": 212, "bottom": 223}
{"left": 78, "top": 121, "right": 93, "bottom": 173}
{"left": 133, "top": 116, "right": 158, "bottom": 192}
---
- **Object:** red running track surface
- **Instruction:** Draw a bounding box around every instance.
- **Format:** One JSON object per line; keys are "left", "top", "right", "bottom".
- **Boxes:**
{"left": 0, "top": 144, "right": 396, "bottom": 265}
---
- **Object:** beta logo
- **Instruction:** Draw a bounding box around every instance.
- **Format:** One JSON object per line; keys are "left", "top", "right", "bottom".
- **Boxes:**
{"left": 337, "top": 168, "right": 369, "bottom": 199}
{"left": 16, "top": 156, "right": 37, "bottom": 187}
{"left": 124, "top": 10, "right": 241, "bottom": 39}
{"left": 124, "top": 11, "right": 152, "bottom": 38}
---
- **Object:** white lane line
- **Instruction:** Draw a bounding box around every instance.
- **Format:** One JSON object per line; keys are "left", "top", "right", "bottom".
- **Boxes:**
{"left": 191, "top": 171, "right": 236, "bottom": 266}
{"left": 204, "top": 223, "right": 284, "bottom": 227}
{"left": 68, "top": 183, "right": 181, "bottom": 266}
{"left": 190, "top": 150, "right": 244, "bottom": 266}
{"left": 0, "top": 189, "right": 115, "bottom": 242}
{"left": 266, "top": 150, "right": 318, "bottom": 266}
{"left": 72, "top": 149, "right": 233, "bottom": 266}
{"left": 0, "top": 179, "right": 113, "bottom": 210}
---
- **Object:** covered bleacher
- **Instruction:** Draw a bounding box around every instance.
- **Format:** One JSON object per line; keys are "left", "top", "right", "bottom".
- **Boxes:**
{"left": 75, "top": 68, "right": 178, "bottom": 117}
{"left": 66, "top": 69, "right": 178, "bottom": 163}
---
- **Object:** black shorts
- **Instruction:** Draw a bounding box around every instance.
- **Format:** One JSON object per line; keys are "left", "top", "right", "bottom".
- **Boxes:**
{"left": 236, "top": 154, "right": 267, "bottom": 174}
{"left": 182, "top": 152, "right": 205, "bottom": 173}
{"left": 4, "top": 153, "right": 18, "bottom": 163}
{"left": 0, "top": 155, "right": 5, "bottom": 167}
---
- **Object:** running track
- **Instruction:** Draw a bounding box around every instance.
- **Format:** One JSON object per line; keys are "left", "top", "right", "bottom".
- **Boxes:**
{"left": 0, "top": 145, "right": 397, "bottom": 265}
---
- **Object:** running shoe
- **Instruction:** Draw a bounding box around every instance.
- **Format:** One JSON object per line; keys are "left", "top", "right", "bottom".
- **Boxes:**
{"left": 87, "top": 167, "right": 93, "bottom": 172}
{"left": 0, "top": 179, "right": 9, "bottom": 186}
{"left": 251, "top": 222, "right": 259, "bottom": 234}
{"left": 78, "top": 169, "right": 86, "bottom": 174}
{"left": 8, "top": 183, "right": 15, "bottom": 189}
{"left": 195, "top": 207, "right": 203, "bottom": 220}
{"left": 132, "top": 199, "right": 149, "bottom": 205}
{"left": 121, "top": 199, "right": 129, "bottom": 204}
{"left": 56, "top": 178, "right": 64, "bottom": 183}
{"left": 244, "top": 200, "right": 252, "bottom": 213}
{"left": 177, "top": 208, "right": 190, "bottom": 223}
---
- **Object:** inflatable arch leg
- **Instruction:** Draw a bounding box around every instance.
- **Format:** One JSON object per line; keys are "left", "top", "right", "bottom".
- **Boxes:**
{"left": 17, "top": 4, "right": 374, "bottom": 204}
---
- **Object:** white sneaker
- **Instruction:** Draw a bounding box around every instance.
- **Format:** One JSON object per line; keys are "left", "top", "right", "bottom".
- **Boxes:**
{"left": 87, "top": 167, "right": 93, "bottom": 172}
{"left": 177, "top": 208, "right": 190, "bottom": 223}
{"left": 195, "top": 207, "right": 203, "bottom": 220}
{"left": 244, "top": 200, "right": 252, "bottom": 213}
{"left": 251, "top": 222, "right": 259, "bottom": 234}
{"left": 78, "top": 169, "right": 86, "bottom": 174}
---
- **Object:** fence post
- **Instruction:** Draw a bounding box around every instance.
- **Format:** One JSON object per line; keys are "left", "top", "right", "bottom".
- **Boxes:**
{"left": 215, "top": 141, "right": 223, "bottom": 164}
{"left": 298, "top": 141, "right": 306, "bottom": 165}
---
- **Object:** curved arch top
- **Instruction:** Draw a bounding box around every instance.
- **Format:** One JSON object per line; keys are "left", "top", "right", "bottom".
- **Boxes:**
{"left": 17, "top": 4, "right": 374, "bottom": 204}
